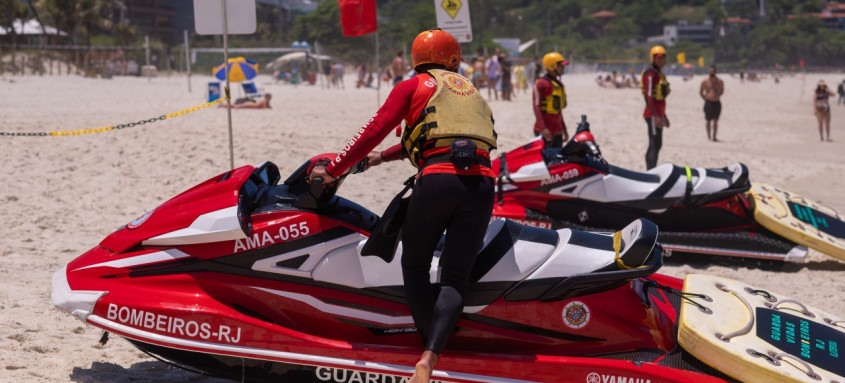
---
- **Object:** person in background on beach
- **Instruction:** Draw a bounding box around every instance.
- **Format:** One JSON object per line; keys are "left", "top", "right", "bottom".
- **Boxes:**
{"left": 699, "top": 65, "right": 724, "bottom": 142}
{"left": 533, "top": 55, "right": 543, "bottom": 82}
{"left": 332, "top": 61, "right": 345, "bottom": 89}
{"left": 322, "top": 61, "right": 332, "bottom": 89}
{"left": 224, "top": 93, "right": 272, "bottom": 109}
{"left": 471, "top": 54, "right": 486, "bottom": 89}
{"left": 532, "top": 51, "right": 569, "bottom": 148}
{"left": 356, "top": 62, "right": 367, "bottom": 88}
{"left": 391, "top": 51, "right": 406, "bottom": 86}
{"left": 500, "top": 53, "right": 513, "bottom": 101}
{"left": 309, "top": 29, "right": 496, "bottom": 383}
{"left": 516, "top": 65, "right": 527, "bottom": 94}
{"left": 814, "top": 80, "right": 835, "bottom": 142}
{"left": 837, "top": 79, "right": 845, "bottom": 106}
{"left": 641, "top": 45, "right": 670, "bottom": 170}
{"left": 485, "top": 48, "right": 501, "bottom": 101}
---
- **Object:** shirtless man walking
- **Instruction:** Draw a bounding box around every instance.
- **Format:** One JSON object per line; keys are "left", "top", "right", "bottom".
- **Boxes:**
{"left": 700, "top": 65, "right": 725, "bottom": 141}
{"left": 391, "top": 51, "right": 406, "bottom": 86}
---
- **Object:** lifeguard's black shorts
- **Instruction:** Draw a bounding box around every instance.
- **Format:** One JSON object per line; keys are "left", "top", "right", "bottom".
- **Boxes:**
{"left": 704, "top": 100, "right": 722, "bottom": 121}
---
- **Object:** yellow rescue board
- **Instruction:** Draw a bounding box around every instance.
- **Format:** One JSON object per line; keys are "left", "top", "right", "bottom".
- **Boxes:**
{"left": 749, "top": 183, "right": 845, "bottom": 261}
{"left": 678, "top": 274, "right": 845, "bottom": 383}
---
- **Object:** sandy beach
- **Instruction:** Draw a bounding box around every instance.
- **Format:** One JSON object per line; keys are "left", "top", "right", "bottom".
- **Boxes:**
{"left": 1, "top": 70, "right": 843, "bottom": 382}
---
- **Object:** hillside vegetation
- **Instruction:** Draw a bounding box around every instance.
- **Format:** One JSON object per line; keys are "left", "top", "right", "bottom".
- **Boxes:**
{"left": 291, "top": 0, "right": 845, "bottom": 69}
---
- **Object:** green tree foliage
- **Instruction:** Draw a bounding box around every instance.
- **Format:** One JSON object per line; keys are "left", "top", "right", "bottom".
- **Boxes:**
{"left": 0, "top": 0, "right": 30, "bottom": 47}
{"left": 7, "top": 0, "right": 842, "bottom": 69}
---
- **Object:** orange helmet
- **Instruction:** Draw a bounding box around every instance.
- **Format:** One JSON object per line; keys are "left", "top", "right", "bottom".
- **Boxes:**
{"left": 411, "top": 29, "right": 461, "bottom": 71}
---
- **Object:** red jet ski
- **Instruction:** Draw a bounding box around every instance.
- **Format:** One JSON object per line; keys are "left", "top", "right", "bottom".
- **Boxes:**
{"left": 52, "top": 156, "right": 845, "bottom": 382}
{"left": 493, "top": 116, "right": 845, "bottom": 264}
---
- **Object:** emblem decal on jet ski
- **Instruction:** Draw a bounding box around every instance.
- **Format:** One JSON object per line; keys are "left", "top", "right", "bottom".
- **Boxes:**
{"left": 578, "top": 210, "right": 589, "bottom": 222}
{"left": 127, "top": 209, "right": 155, "bottom": 229}
{"left": 563, "top": 301, "right": 590, "bottom": 329}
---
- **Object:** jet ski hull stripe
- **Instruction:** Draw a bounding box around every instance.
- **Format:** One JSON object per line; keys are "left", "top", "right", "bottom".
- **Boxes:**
{"left": 87, "top": 315, "right": 540, "bottom": 383}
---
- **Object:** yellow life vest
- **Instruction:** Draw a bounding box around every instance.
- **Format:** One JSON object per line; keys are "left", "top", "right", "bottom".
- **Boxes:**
{"left": 640, "top": 67, "right": 670, "bottom": 101}
{"left": 540, "top": 76, "right": 566, "bottom": 114}
{"left": 402, "top": 69, "right": 497, "bottom": 168}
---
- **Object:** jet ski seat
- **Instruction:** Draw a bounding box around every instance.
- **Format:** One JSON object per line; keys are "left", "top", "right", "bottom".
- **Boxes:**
{"left": 502, "top": 219, "right": 662, "bottom": 303}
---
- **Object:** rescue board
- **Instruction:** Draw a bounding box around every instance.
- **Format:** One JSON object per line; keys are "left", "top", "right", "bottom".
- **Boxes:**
{"left": 678, "top": 274, "right": 845, "bottom": 383}
{"left": 749, "top": 183, "right": 845, "bottom": 261}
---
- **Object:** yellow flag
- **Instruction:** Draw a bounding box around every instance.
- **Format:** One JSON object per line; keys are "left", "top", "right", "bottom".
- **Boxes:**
{"left": 698, "top": 56, "right": 705, "bottom": 67}
{"left": 677, "top": 52, "right": 686, "bottom": 64}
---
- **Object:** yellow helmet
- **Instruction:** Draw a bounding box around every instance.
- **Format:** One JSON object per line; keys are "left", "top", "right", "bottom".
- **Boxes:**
{"left": 649, "top": 45, "right": 667, "bottom": 61}
{"left": 542, "top": 52, "right": 568, "bottom": 73}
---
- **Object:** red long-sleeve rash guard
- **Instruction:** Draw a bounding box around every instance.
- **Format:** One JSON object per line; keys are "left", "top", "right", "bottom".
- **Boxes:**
{"left": 326, "top": 73, "right": 495, "bottom": 178}
{"left": 325, "top": 76, "right": 424, "bottom": 178}
{"left": 642, "top": 67, "right": 666, "bottom": 119}
{"left": 532, "top": 77, "right": 565, "bottom": 135}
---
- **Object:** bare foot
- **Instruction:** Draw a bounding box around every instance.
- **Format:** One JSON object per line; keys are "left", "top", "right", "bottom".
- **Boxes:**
{"left": 409, "top": 362, "right": 431, "bottom": 383}
{"left": 409, "top": 351, "right": 438, "bottom": 383}
{"left": 827, "top": 138, "right": 834, "bottom": 142}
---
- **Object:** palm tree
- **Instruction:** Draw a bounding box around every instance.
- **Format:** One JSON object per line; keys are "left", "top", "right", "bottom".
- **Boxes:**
{"left": 37, "top": 0, "right": 91, "bottom": 73}
{"left": 0, "top": 0, "right": 31, "bottom": 74}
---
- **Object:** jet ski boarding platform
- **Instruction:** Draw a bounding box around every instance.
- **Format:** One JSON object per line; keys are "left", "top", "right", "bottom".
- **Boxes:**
{"left": 750, "top": 183, "right": 845, "bottom": 262}
{"left": 679, "top": 274, "right": 844, "bottom": 383}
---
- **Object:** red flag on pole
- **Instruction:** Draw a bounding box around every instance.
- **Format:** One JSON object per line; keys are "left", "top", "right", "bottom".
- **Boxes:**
{"left": 338, "top": 0, "right": 377, "bottom": 37}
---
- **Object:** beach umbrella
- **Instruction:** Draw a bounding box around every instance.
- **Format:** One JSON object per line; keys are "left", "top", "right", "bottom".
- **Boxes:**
{"left": 267, "top": 52, "right": 332, "bottom": 69}
{"left": 213, "top": 57, "right": 259, "bottom": 82}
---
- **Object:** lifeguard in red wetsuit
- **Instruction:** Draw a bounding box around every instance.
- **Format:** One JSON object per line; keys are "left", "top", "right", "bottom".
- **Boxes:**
{"left": 533, "top": 52, "right": 570, "bottom": 148}
{"left": 309, "top": 29, "right": 497, "bottom": 383}
{"left": 641, "top": 45, "right": 671, "bottom": 169}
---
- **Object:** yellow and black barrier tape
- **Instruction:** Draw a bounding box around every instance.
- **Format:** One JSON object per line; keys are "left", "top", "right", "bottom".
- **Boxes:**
{"left": 0, "top": 99, "right": 225, "bottom": 137}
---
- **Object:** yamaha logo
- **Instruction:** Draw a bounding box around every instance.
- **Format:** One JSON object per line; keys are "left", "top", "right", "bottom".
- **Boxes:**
{"left": 586, "top": 372, "right": 652, "bottom": 383}
{"left": 563, "top": 301, "right": 590, "bottom": 329}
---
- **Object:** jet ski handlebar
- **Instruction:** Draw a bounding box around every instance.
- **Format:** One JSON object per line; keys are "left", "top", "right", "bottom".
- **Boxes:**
{"left": 287, "top": 156, "right": 369, "bottom": 210}
{"left": 559, "top": 115, "right": 608, "bottom": 167}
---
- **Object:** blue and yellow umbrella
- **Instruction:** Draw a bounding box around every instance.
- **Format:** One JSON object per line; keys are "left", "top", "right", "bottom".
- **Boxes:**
{"left": 213, "top": 57, "right": 259, "bottom": 83}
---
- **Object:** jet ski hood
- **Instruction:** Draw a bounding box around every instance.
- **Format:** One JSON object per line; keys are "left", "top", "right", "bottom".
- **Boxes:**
{"left": 99, "top": 164, "right": 258, "bottom": 253}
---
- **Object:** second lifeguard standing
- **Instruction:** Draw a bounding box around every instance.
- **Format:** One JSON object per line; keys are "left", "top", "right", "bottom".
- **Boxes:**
{"left": 641, "top": 45, "right": 670, "bottom": 169}
{"left": 532, "top": 52, "right": 570, "bottom": 148}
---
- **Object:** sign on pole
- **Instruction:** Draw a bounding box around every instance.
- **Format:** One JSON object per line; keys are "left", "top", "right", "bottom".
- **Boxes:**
{"left": 434, "top": 0, "right": 472, "bottom": 43}
{"left": 194, "top": 0, "right": 257, "bottom": 170}
{"left": 194, "top": 0, "right": 257, "bottom": 35}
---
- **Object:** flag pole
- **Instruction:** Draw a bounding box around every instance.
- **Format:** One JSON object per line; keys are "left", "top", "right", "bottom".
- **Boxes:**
{"left": 374, "top": 0, "right": 380, "bottom": 108}
{"left": 184, "top": 29, "right": 192, "bottom": 93}
{"left": 375, "top": 29, "right": 380, "bottom": 107}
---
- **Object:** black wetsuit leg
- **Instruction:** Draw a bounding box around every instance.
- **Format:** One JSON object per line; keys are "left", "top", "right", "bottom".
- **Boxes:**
{"left": 645, "top": 117, "right": 663, "bottom": 170}
{"left": 401, "top": 173, "right": 494, "bottom": 354}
